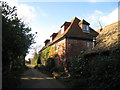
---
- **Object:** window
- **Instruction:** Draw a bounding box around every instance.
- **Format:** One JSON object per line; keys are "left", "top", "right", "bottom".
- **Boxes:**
{"left": 82, "top": 24, "right": 90, "bottom": 33}
{"left": 86, "top": 41, "right": 90, "bottom": 47}
{"left": 55, "top": 43, "right": 58, "bottom": 52}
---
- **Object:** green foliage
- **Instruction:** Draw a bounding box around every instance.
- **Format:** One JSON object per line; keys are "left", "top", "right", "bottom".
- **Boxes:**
{"left": 87, "top": 50, "right": 120, "bottom": 89}
{"left": 66, "top": 54, "right": 87, "bottom": 78}
{"left": 44, "top": 47, "right": 51, "bottom": 59}
{"left": 37, "top": 46, "right": 60, "bottom": 74}
{"left": 35, "top": 57, "right": 57, "bottom": 75}
{"left": 2, "top": 2, "right": 35, "bottom": 72}
{"left": 70, "top": 49, "right": 120, "bottom": 89}
{"left": 37, "top": 55, "right": 42, "bottom": 64}
{"left": 32, "top": 52, "right": 38, "bottom": 65}
{"left": 46, "top": 58, "right": 57, "bottom": 73}
{"left": 39, "top": 47, "right": 50, "bottom": 65}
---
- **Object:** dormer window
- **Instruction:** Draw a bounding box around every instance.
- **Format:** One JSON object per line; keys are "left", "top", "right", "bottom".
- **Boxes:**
{"left": 61, "top": 22, "right": 71, "bottom": 33}
{"left": 50, "top": 33, "right": 58, "bottom": 41}
{"left": 82, "top": 24, "right": 90, "bottom": 33}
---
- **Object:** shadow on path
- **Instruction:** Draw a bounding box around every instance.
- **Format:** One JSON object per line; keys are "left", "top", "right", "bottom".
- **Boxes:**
{"left": 17, "top": 67, "right": 67, "bottom": 88}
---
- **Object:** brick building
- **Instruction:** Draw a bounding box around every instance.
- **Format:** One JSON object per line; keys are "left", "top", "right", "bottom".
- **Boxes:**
{"left": 39, "top": 17, "right": 98, "bottom": 67}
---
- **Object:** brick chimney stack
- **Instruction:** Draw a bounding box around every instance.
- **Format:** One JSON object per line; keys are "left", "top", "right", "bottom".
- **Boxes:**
{"left": 44, "top": 39, "right": 50, "bottom": 46}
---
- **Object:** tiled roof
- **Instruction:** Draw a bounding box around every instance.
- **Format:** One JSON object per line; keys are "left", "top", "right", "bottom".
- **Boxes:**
{"left": 79, "top": 19, "right": 90, "bottom": 25}
{"left": 65, "top": 17, "right": 98, "bottom": 40}
{"left": 51, "top": 17, "right": 98, "bottom": 44}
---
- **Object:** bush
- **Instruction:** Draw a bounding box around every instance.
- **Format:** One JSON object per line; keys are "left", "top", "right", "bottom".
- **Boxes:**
{"left": 87, "top": 50, "right": 120, "bottom": 89}
{"left": 46, "top": 58, "right": 58, "bottom": 73}
{"left": 69, "top": 49, "right": 120, "bottom": 89}
{"left": 66, "top": 54, "right": 87, "bottom": 78}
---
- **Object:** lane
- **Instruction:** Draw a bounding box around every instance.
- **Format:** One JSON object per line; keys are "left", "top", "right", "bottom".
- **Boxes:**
{"left": 17, "top": 67, "right": 67, "bottom": 88}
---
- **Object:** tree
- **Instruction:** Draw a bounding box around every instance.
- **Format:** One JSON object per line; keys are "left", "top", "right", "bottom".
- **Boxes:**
{"left": 31, "top": 45, "right": 41, "bottom": 65}
{"left": 32, "top": 52, "right": 38, "bottom": 65}
{"left": 2, "top": 2, "right": 35, "bottom": 72}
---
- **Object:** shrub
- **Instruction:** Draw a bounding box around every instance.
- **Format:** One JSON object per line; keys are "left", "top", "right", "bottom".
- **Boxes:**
{"left": 87, "top": 50, "right": 120, "bottom": 89}
{"left": 66, "top": 54, "right": 87, "bottom": 78}
{"left": 71, "top": 49, "right": 120, "bottom": 89}
{"left": 46, "top": 58, "right": 58, "bottom": 73}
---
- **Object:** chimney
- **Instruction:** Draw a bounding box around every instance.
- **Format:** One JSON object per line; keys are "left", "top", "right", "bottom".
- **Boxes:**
{"left": 50, "top": 33, "right": 58, "bottom": 41}
{"left": 44, "top": 39, "right": 50, "bottom": 46}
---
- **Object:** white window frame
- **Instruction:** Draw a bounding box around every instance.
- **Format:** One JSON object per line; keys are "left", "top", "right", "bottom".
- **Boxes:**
{"left": 82, "top": 24, "right": 90, "bottom": 33}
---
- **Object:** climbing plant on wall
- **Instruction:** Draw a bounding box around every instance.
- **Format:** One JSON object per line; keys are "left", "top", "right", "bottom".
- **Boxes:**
{"left": 39, "top": 47, "right": 50, "bottom": 65}
{"left": 48, "top": 45, "right": 57, "bottom": 58}
{"left": 38, "top": 45, "right": 58, "bottom": 66}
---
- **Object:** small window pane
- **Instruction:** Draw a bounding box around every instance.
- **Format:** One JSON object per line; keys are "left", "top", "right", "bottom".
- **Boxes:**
{"left": 86, "top": 41, "right": 90, "bottom": 47}
{"left": 82, "top": 24, "right": 90, "bottom": 33}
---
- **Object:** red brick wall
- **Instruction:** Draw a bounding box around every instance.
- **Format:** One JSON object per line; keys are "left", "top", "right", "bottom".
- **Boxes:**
{"left": 66, "top": 38, "right": 93, "bottom": 62}
{"left": 53, "top": 39, "right": 66, "bottom": 67}
{"left": 52, "top": 38, "right": 93, "bottom": 68}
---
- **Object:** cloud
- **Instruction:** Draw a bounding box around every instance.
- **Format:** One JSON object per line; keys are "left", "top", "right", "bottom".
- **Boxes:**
{"left": 87, "top": 10, "right": 104, "bottom": 30}
{"left": 6, "top": 0, "right": 36, "bottom": 24}
{"left": 17, "top": 4, "right": 36, "bottom": 24}
{"left": 88, "top": 10, "right": 103, "bottom": 22}
{"left": 87, "top": 7, "right": 118, "bottom": 30}
{"left": 100, "top": 7, "right": 118, "bottom": 25}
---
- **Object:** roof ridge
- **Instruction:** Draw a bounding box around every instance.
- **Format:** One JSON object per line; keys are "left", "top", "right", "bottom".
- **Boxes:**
{"left": 70, "top": 17, "right": 81, "bottom": 23}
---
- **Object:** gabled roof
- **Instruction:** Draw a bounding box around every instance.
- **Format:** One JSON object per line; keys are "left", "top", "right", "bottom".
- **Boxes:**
{"left": 51, "top": 17, "right": 98, "bottom": 44}
{"left": 39, "top": 17, "right": 99, "bottom": 52}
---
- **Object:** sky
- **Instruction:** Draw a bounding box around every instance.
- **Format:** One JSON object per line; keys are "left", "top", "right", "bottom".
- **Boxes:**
{"left": 4, "top": 0, "right": 119, "bottom": 60}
